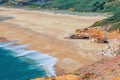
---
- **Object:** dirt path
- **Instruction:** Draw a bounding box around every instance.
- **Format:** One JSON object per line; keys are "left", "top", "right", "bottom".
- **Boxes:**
{"left": 0, "top": 7, "right": 107, "bottom": 75}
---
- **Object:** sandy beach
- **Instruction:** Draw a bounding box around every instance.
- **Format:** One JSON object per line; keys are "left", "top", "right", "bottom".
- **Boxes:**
{"left": 0, "top": 7, "right": 108, "bottom": 75}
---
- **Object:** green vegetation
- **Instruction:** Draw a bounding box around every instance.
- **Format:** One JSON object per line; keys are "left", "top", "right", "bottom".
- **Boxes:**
{"left": 35, "top": 0, "right": 112, "bottom": 12}
{"left": 0, "top": 0, "right": 119, "bottom": 12}
{"left": 29, "top": 0, "right": 120, "bottom": 30}
{"left": 0, "top": 0, "right": 120, "bottom": 30}
{"left": 91, "top": 1, "right": 120, "bottom": 30}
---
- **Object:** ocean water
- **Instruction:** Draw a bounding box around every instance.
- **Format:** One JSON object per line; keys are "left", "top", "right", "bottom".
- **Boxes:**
{"left": 0, "top": 48, "right": 47, "bottom": 80}
{"left": 0, "top": 41, "right": 57, "bottom": 80}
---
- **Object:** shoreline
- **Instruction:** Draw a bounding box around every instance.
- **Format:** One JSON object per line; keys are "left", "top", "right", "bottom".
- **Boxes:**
{"left": 0, "top": 7, "right": 107, "bottom": 75}
{"left": 0, "top": 22, "right": 94, "bottom": 75}
{"left": 0, "top": 6, "right": 109, "bottom": 23}
{"left": 2, "top": 6, "right": 112, "bottom": 17}
{"left": 0, "top": 39, "right": 57, "bottom": 77}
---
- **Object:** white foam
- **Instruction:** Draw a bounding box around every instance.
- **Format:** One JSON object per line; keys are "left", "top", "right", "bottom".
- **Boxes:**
{"left": 6, "top": 44, "right": 29, "bottom": 50}
{"left": 14, "top": 49, "right": 37, "bottom": 57}
{"left": 0, "top": 41, "right": 17, "bottom": 47}
{"left": 0, "top": 41, "right": 57, "bottom": 76}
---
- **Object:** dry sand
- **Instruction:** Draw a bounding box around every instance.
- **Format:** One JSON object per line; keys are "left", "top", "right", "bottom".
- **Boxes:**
{"left": 0, "top": 7, "right": 107, "bottom": 75}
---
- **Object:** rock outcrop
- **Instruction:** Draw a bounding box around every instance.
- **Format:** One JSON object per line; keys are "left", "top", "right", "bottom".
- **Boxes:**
{"left": 70, "top": 28, "right": 120, "bottom": 44}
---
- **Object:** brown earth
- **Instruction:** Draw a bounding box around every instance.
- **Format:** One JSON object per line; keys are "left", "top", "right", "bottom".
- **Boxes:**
{"left": 31, "top": 74, "right": 81, "bottom": 80}
{"left": 31, "top": 55, "right": 120, "bottom": 80}
{"left": 75, "top": 55, "right": 120, "bottom": 80}
{"left": 0, "top": 7, "right": 107, "bottom": 75}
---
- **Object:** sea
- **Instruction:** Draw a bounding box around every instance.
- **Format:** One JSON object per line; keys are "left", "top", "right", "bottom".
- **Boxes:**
{"left": 0, "top": 41, "right": 57, "bottom": 80}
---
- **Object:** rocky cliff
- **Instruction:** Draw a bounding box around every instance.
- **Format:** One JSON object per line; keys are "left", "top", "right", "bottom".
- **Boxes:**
{"left": 31, "top": 55, "right": 120, "bottom": 80}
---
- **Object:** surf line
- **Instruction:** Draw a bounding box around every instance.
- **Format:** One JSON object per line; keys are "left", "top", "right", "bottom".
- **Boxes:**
{"left": 0, "top": 41, "right": 57, "bottom": 76}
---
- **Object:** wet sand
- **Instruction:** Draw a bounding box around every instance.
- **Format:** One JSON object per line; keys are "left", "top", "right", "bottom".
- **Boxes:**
{"left": 0, "top": 7, "right": 107, "bottom": 75}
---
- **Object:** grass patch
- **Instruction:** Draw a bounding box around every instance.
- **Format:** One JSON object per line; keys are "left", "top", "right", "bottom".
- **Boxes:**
{"left": 91, "top": 10, "right": 120, "bottom": 30}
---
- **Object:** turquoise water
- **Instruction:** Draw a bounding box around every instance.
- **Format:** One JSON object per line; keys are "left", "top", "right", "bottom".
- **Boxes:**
{"left": 0, "top": 48, "right": 47, "bottom": 80}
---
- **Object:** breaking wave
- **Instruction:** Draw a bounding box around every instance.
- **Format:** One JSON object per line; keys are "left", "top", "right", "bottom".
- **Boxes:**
{"left": 0, "top": 41, "right": 57, "bottom": 77}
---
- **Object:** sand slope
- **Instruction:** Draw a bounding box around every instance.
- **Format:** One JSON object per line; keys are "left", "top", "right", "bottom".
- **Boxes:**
{"left": 0, "top": 7, "right": 107, "bottom": 74}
